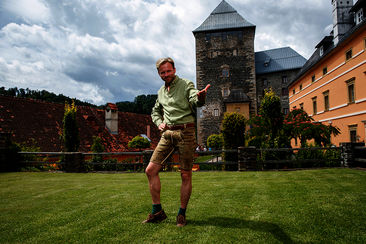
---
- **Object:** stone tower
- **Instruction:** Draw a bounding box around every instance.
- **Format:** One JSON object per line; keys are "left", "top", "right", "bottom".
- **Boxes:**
{"left": 193, "top": 0, "right": 257, "bottom": 146}
{"left": 332, "top": 0, "right": 354, "bottom": 45}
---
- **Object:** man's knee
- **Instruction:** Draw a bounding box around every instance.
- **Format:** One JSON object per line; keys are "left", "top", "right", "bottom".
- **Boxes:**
{"left": 146, "top": 162, "right": 161, "bottom": 177}
{"left": 180, "top": 169, "right": 192, "bottom": 182}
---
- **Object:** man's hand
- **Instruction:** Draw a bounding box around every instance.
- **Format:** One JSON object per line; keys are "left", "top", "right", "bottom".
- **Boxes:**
{"left": 158, "top": 123, "right": 167, "bottom": 132}
{"left": 197, "top": 84, "right": 211, "bottom": 102}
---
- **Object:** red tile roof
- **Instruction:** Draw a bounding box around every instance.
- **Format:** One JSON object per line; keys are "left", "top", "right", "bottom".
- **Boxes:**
{"left": 0, "top": 95, "right": 160, "bottom": 152}
{"left": 106, "top": 103, "right": 118, "bottom": 111}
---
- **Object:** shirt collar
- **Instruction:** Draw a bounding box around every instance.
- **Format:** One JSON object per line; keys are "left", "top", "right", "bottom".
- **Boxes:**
{"left": 165, "top": 75, "right": 179, "bottom": 89}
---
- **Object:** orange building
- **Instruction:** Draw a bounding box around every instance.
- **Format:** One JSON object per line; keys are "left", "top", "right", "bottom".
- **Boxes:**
{"left": 288, "top": 0, "right": 366, "bottom": 146}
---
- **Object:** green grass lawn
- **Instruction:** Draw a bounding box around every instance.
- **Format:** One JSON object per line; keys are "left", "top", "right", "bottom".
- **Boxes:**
{"left": 1, "top": 169, "right": 366, "bottom": 243}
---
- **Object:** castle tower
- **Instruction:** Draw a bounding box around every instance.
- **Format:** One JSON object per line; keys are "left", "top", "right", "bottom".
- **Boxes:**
{"left": 332, "top": 0, "right": 354, "bottom": 45}
{"left": 193, "top": 0, "right": 257, "bottom": 146}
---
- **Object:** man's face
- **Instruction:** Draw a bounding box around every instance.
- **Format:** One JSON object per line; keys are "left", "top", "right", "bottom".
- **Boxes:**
{"left": 158, "top": 62, "right": 176, "bottom": 84}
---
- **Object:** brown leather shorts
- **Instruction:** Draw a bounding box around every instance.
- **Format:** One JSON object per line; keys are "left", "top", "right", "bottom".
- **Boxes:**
{"left": 150, "top": 126, "right": 196, "bottom": 170}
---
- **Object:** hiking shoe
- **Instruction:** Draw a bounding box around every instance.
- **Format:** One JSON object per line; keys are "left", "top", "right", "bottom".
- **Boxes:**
{"left": 142, "top": 210, "right": 167, "bottom": 223}
{"left": 176, "top": 214, "right": 186, "bottom": 227}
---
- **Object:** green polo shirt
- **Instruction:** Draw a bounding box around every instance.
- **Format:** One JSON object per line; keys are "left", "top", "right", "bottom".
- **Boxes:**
{"left": 151, "top": 75, "right": 205, "bottom": 126}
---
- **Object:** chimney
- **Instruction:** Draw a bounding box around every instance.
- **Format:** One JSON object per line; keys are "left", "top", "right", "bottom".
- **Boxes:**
{"left": 105, "top": 103, "right": 118, "bottom": 135}
{"left": 147, "top": 125, "right": 151, "bottom": 139}
{"left": 332, "top": 0, "right": 354, "bottom": 45}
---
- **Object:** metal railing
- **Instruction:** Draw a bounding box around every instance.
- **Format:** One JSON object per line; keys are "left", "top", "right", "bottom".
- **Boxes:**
{"left": 13, "top": 144, "right": 365, "bottom": 172}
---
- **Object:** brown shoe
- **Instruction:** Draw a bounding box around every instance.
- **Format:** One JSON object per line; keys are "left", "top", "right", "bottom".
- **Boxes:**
{"left": 176, "top": 214, "right": 186, "bottom": 227}
{"left": 142, "top": 210, "right": 167, "bottom": 223}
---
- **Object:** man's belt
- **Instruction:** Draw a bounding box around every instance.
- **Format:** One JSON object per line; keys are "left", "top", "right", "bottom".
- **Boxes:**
{"left": 166, "top": 123, "right": 195, "bottom": 130}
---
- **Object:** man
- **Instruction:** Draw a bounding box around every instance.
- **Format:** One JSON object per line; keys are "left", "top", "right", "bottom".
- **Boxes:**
{"left": 142, "top": 57, "right": 210, "bottom": 227}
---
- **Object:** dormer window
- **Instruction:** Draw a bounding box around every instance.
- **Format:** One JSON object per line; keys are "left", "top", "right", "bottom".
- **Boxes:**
{"left": 264, "top": 57, "right": 270, "bottom": 67}
{"left": 320, "top": 46, "right": 324, "bottom": 56}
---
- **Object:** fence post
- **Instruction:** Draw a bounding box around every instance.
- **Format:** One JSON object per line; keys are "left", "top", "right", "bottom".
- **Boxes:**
{"left": 238, "top": 146, "right": 257, "bottom": 171}
{"left": 340, "top": 142, "right": 365, "bottom": 167}
{"left": 142, "top": 150, "right": 153, "bottom": 171}
{"left": 63, "top": 152, "right": 85, "bottom": 172}
{"left": 0, "top": 132, "right": 20, "bottom": 172}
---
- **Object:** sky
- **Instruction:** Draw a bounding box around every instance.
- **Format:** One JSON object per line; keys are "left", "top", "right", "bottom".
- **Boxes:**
{"left": 0, "top": 0, "right": 337, "bottom": 105}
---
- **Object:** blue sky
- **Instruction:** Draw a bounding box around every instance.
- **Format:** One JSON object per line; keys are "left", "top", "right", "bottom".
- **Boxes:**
{"left": 0, "top": 0, "right": 336, "bottom": 105}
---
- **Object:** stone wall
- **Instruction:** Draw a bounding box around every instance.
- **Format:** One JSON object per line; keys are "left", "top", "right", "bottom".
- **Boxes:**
{"left": 256, "top": 69, "right": 300, "bottom": 114}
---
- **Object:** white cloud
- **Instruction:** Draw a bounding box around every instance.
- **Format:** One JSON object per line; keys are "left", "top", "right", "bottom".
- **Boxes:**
{"left": 2, "top": 0, "right": 50, "bottom": 23}
{"left": 0, "top": 0, "right": 337, "bottom": 105}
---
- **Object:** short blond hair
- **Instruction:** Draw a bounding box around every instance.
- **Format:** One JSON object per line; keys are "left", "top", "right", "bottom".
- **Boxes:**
{"left": 156, "top": 57, "right": 175, "bottom": 70}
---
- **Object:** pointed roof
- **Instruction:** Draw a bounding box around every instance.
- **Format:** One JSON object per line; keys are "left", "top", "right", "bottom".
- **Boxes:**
{"left": 193, "top": 0, "right": 255, "bottom": 33}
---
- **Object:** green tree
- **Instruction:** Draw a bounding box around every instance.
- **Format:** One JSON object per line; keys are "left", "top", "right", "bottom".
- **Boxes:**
{"left": 258, "top": 88, "right": 284, "bottom": 146}
{"left": 207, "top": 134, "right": 224, "bottom": 150}
{"left": 116, "top": 94, "right": 157, "bottom": 115}
{"left": 62, "top": 100, "right": 80, "bottom": 152}
{"left": 247, "top": 89, "right": 289, "bottom": 148}
{"left": 128, "top": 135, "right": 150, "bottom": 149}
{"left": 91, "top": 136, "right": 104, "bottom": 162}
{"left": 222, "top": 112, "right": 246, "bottom": 169}
{"left": 222, "top": 112, "right": 246, "bottom": 149}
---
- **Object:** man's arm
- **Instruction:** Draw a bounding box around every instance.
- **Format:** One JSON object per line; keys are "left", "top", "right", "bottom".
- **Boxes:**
{"left": 151, "top": 98, "right": 164, "bottom": 127}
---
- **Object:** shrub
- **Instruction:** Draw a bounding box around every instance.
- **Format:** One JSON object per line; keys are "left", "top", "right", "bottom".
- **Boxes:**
{"left": 128, "top": 136, "right": 150, "bottom": 149}
{"left": 207, "top": 134, "right": 224, "bottom": 150}
{"left": 91, "top": 136, "right": 104, "bottom": 163}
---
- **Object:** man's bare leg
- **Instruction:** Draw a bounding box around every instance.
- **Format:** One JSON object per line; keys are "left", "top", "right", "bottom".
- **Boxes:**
{"left": 142, "top": 162, "right": 167, "bottom": 223}
{"left": 177, "top": 169, "right": 192, "bottom": 227}
{"left": 180, "top": 169, "right": 192, "bottom": 208}
{"left": 145, "top": 162, "right": 163, "bottom": 204}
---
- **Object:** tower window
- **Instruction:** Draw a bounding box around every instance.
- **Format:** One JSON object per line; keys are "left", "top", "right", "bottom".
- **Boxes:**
{"left": 281, "top": 88, "right": 288, "bottom": 96}
{"left": 312, "top": 75, "right": 315, "bottom": 83}
{"left": 282, "top": 76, "right": 288, "bottom": 84}
{"left": 222, "top": 88, "right": 229, "bottom": 97}
{"left": 214, "top": 109, "right": 219, "bottom": 117}
{"left": 356, "top": 9, "right": 363, "bottom": 24}
{"left": 205, "top": 34, "right": 211, "bottom": 42}
{"left": 323, "top": 67, "right": 328, "bottom": 75}
{"left": 221, "top": 65, "right": 230, "bottom": 78}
